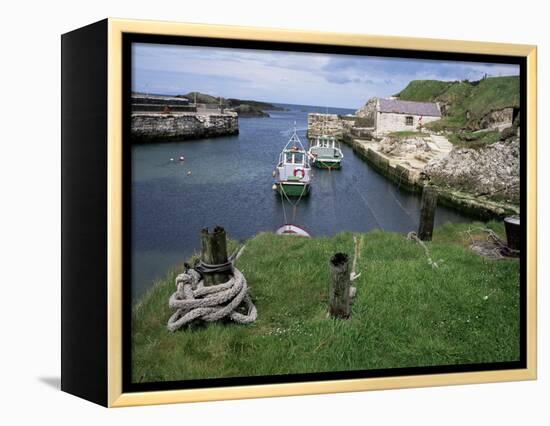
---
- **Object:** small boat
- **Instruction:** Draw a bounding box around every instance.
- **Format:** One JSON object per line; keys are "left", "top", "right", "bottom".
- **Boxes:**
{"left": 307, "top": 134, "right": 344, "bottom": 169}
{"left": 273, "top": 125, "right": 312, "bottom": 197}
{"left": 275, "top": 224, "right": 311, "bottom": 237}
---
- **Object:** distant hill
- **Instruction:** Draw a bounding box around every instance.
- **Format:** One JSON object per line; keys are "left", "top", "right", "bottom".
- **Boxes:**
{"left": 182, "top": 92, "right": 219, "bottom": 104}
{"left": 230, "top": 104, "right": 269, "bottom": 117}
{"left": 396, "top": 76, "right": 520, "bottom": 130}
{"left": 226, "top": 98, "right": 284, "bottom": 111}
{"left": 182, "top": 92, "right": 284, "bottom": 117}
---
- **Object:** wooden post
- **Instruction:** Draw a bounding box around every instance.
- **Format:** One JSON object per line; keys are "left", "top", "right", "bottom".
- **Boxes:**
{"left": 418, "top": 186, "right": 438, "bottom": 241}
{"left": 200, "top": 226, "right": 231, "bottom": 286}
{"left": 329, "top": 253, "right": 351, "bottom": 319}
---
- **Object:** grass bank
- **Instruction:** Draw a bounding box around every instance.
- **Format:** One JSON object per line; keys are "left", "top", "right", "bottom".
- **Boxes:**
{"left": 448, "top": 130, "right": 502, "bottom": 148}
{"left": 132, "top": 223, "right": 520, "bottom": 383}
{"left": 397, "top": 76, "right": 520, "bottom": 132}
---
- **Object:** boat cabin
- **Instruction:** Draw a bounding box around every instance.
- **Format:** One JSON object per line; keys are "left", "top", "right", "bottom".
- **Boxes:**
{"left": 278, "top": 146, "right": 309, "bottom": 181}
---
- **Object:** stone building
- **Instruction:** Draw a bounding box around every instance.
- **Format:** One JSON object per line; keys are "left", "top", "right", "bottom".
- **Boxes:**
{"left": 357, "top": 97, "right": 441, "bottom": 135}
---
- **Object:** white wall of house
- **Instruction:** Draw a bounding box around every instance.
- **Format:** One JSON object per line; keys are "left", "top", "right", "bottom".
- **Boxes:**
{"left": 375, "top": 111, "right": 440, "bottom": 134}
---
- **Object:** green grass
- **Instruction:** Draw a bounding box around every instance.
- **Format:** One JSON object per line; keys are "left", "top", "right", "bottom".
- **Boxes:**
{"left": 448, "top": 130, "right": 502, "bottom": 148}
{"left": 387, "top": 131, "right": 431, "bottom": 139}
{"left": 132, "top": 223, "right": 520, "bottom": 383}
{"left": 396, "top": 80, "right": 454, "bottom": 102}
{"left": 397, "top": 76, "right": 519, "bottom": 131}
{"left": 464, "top": 76, "right": 520, "bottom": 122}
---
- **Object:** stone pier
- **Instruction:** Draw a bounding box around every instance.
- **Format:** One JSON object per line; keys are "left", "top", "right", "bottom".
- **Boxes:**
{"left": 307, "top": 113, "right": 356, "bottom": 139}
{"left": 131, "top": 111, "right": 239, "bottom": 143}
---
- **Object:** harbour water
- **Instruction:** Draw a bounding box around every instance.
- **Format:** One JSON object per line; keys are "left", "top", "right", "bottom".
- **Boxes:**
{"left": 132, "top": 104, "right": 471, "bottom": 299}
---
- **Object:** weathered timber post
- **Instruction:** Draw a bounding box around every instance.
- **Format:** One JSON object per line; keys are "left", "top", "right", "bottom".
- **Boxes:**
{"left": 504, "top": 216, "right": 520, "bottom": 251}
{"left": 418, "top": 186, "right": 438, "bottom": 241}
{"left": 199, "top": 226, "right": 232, "bottom": 286}
{"left": 329, "top": 252, "right": 351, "bottom": 319}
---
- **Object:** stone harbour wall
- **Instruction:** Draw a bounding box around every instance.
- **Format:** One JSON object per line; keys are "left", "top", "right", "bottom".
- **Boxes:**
{"left": 342, "top": 137, "right": 423, "bottom": 193}
{"left": 307, "top": 113, "right": 346, "bottom": 138}
{"left": 131, "top": 112, "right": 239, "bottom": 142}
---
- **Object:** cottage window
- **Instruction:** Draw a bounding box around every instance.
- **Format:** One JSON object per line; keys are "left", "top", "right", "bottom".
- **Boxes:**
{"left": 405, "top": 116, "right": 414, "bottom": 126}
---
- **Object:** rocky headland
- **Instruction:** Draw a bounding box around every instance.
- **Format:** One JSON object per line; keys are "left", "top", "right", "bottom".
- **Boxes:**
{"left": 315, "top": 75, "right": 521, "bottom": 218}
{"left": 185, "top": 92, "right": 285, "bottom": 117}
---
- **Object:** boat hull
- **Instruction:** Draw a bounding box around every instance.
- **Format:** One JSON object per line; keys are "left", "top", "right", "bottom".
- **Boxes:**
{"left": 275, "top": 224, "right": 311, "bottom": 237}
{"left": 312, "top": 158, "right": 342, "bottom": 169}
{"left": 275, "top": 182, "right": 310, "bottom": 197}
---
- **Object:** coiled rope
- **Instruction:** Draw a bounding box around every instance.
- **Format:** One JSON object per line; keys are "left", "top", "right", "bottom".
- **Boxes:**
{"left": 167, "top": 246, "right": 257, "bottom": 331}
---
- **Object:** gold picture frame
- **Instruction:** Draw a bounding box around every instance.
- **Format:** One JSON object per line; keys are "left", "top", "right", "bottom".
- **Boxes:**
{"left": 61, "top": 17, "right": 537, "bottom": 407}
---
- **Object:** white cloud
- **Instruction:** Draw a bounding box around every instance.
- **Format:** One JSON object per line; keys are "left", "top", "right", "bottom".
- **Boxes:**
{"left": 132, "top": 43, "right": 520, "bottom": 108}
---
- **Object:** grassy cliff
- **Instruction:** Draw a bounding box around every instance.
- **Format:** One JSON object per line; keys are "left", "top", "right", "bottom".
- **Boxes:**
{"left": 132, "top": 224, "right": 520, "bottom": 383}
{"left": 396, "top": 76, "right": 520, "bottom": 131}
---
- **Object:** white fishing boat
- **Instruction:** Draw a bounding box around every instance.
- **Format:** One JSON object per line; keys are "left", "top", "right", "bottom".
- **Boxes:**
{"left": 307, "top": 111, "right": 344, "bottom": 169}
{"left": 273, "top": 125, "right": 312, "bottom": 197}
{"left": 307, "top": 134, "right": 344, "bottom": 169}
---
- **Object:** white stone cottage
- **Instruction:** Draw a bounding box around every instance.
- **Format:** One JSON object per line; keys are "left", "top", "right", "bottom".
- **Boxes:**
{"left": 359, "top": 98, "right": 441, "bottom": 135}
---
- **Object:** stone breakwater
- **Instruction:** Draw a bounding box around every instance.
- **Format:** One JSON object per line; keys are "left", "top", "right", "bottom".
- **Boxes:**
{"left": 132, "top": 112, "right": 239, "bottom": 142}
{"left": 307, "top": 113, "right": 355, "bottom": 138}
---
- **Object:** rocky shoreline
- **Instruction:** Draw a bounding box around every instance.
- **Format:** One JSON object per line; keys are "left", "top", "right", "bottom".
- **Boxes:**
{"left": 339, "top": 128, "right": 520, "bottom": 220}
{"left": 425, "top": 138, "right": 520, "bottom": 204}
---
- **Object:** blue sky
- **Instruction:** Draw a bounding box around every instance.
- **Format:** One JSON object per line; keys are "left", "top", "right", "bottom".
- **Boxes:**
{"left": 132, "top": 43, "right": 519, "bottom": 109}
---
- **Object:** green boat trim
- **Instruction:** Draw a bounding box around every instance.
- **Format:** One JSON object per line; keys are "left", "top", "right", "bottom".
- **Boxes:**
{"left": 307, "top": 130, "right": 344, "bottom": 170}
{"left": 275, "top": 181, "right": 310, "bottom": 197}
{"left": 312, "top": 158, "right": 342, "bottom": 169}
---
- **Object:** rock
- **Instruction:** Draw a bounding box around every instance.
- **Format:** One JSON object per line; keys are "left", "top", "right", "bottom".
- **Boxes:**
{"left": 425, "top": 138, "right": 519, "bottom": 203}
{"left": 231, "top": 104, "right": 269, "bottom": 117}
{"left": 378, "top": 137, "right": 430, "bottom": 156}
{"left": 479, "top": 108, "right": 514, "bottom": 130}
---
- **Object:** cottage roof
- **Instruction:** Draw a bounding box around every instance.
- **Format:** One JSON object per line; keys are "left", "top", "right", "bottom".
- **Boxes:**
{"left": 378, "top": 98, "right": 441, "bottom": 117}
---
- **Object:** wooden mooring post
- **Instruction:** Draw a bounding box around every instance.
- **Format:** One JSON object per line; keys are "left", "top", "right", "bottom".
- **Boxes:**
{"left": 418, "top": 186, "right": 438, "bottom": 241}
{"left": 200, "top": 226, "right": 232, "bottom": 286}
{"left": 329, "top": 253, "right": 351, "bottom": 319}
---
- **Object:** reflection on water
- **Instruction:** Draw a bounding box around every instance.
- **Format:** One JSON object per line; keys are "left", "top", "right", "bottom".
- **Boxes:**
{"left": 132, "top": 105, "right": 471, "bottom": 299}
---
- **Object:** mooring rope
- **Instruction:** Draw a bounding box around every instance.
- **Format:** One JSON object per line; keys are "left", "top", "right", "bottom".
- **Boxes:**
{"left": 350, "top": 234, "right": 362, "bottom": 282}
{"left": 464, "top": 226, "right": 519, "bottom": 259}
{"left": 406, "top": 231, "right": 439, "bottom": 269}
{"left": 167, "top": 246, "right": 257, "bottom": 331}
{"left": 279, "top": 181, "right": 307, "bottom": 223}
{"left": 351, "top": 180, "right": 383, "bottom": 230}
{"left": 347, "top": 234, "right": 363, "bottom": 299}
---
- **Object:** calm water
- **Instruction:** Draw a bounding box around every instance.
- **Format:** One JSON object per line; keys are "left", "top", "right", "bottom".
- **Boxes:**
{"left": 132, "top": 104, "right": 471, "bottom": 299}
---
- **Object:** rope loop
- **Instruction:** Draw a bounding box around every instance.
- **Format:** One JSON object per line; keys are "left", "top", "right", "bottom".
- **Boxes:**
{"left": 167, "top": 246, "right": 257, "bottom": 331}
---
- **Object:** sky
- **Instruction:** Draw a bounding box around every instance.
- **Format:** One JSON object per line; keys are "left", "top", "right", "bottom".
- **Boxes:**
{"left": 132, "top": 43, "right": 519, "bottom": 109}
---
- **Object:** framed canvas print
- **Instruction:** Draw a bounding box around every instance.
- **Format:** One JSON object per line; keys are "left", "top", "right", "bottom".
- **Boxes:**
{"left": 61, "top": 18, "right": 537, "bottom": 407}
